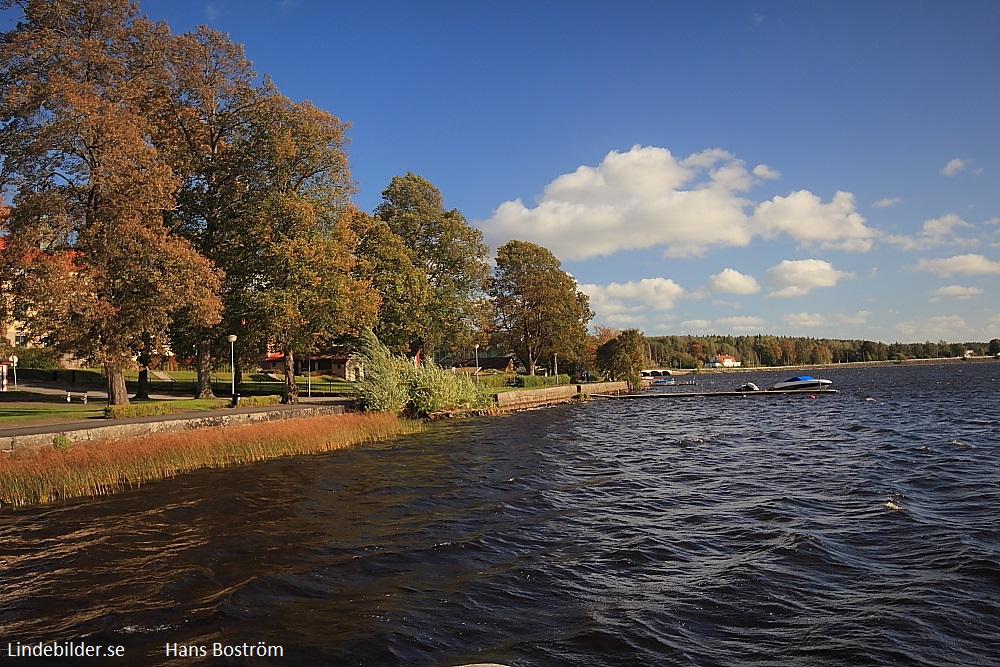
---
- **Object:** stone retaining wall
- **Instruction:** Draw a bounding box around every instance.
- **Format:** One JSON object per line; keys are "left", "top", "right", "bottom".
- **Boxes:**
{"left": 493, "top": 381, "right": 630, "bottom": 410}
{"left": 2, "top": 405, "right": 345, "bottom": 453}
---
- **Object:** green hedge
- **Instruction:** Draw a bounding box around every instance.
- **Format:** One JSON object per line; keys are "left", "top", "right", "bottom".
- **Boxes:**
{"left": 476, "top": 374, "right": 512, "bottom": 389}
{"left": 104, "top": 402, "right": 174, "bottom": 419}
{"left": 515, "top": 374, "right": 572, "bottom": 388}
{"left": 235, "top": 394, "right": 281, "bottom": 407}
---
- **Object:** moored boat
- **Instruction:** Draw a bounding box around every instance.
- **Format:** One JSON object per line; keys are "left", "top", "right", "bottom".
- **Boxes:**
{"left": 771, "top": 375, "right": 833, "bottom": 391}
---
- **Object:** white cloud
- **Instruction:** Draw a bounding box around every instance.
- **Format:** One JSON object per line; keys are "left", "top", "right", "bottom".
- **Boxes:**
{"left": 205, "top": 3, "right": 220, "bottom": 20}
{"left": 482, "top": 146, "right": 755, "bottom": 260}
{"left": 784, "top": 312, "right": 828, "bottom": 327}
{"left": 753, "top": 164, "right": 780, "bottom": 180}
{"left": 681, "top": 319, "right": 712, "bottom": 330}
{"left": 873, "top": 197, "right": 901, "bottom": 209}
{"left": 579, "top": 277, "right": 686, "bottom": 319}
{"left": 914, "top": 253, "right": 1000, "bottom": 277}
{"left": 482, "top": 145, "right": 880, "bottom": 260}
{"left": 930, "top": 285, "right": 983, "bottom": 301}
{"left": 713, "top": 316, "right": 766, "bottom": 331}
{"left": 704, "top": 268, "right": 760, "bottom": 295}
{"left": 751, "top": 190, "right": 877, "bottom": 252}
{"left": 940, "top": 158, "right": 968, "bottom": 176}
{"left": 763, "top": 258, "right": 855, "bottom": 297}
{"left": 885, "top": 213, "right": 975, "bottom": 251}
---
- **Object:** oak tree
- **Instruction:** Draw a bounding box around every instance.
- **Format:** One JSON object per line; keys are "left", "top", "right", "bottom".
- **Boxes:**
{"left": 374, "top": 173, "right": 490, "bottom": 359}
{"left": 0, "top": 0, "right": 221, "bottom": 405}
{"left": 489, "top": 240, "right": 593, "bottom": 375}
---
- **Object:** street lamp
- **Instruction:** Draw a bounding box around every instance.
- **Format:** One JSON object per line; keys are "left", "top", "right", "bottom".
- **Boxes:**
{"left": 474, "top": 344, "right": 480, "bottom": 382}
{"left": 8, "top": 355, "right": 17, "bottom": 389}
{"left": 226, "top": 334, "right": 237, "bottom": 403}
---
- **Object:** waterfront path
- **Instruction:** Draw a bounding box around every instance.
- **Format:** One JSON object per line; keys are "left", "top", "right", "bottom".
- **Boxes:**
{"left": 0, "top": 382, "right": 351, "bottom": 450}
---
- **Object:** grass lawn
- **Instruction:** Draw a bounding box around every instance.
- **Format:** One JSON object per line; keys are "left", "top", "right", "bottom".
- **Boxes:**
{"left": 0, "top": 394, "right": 230, "bottom": 424}
{"left": 0, "top": 402, "right": 107, "bottom": 423}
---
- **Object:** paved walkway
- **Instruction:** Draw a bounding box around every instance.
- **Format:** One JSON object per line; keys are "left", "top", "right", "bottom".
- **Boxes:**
{"left": 0, "top": 382, "right": 352, "bottom": 440}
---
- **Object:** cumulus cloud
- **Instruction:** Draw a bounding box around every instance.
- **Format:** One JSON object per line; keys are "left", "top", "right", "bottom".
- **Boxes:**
{"left": 753, "top": 164, "right": 780, "bottom": 180}
{"left": 873, "top": 197, "right": 901, "bottom": 209}
{"left": 763, "top": 258, "right": 855, "bottom": 297}
{"left": 704, "top": 268, "right": 760, "bottom": 295}
{"left": 930, "top": 285, "right": 982, "bottom": 301}
{"left": 481, "top": 145, "right": 874, "bottom": 261}
{"left": 482, "top": 146, "right": 755, "bottom": 260}
{"left": 751, "top": 190, "right": 877, "bottom": 252}
{"left": 784, "top": 312, "right": 828, "bottom": 327}
{"left": 940, "top": 158, "right": 968, "bottom": 176}
{"left": 885, "top": 214, "right": 975, "bottom": 251}
{"left": 713, "top": 316, "right": 766, "bottom": 331}
{"left": 914, "top": 253, "right": 1000, "bottom": 276}
{"left": 579, "top": 277, "right": 686, "bottom": 319}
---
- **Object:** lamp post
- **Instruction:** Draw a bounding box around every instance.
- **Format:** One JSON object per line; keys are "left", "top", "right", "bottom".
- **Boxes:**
{"left": 474, "top": 344, "right": 480, "bottom": 382}
{"left": 9, "top": 355, "right": 17, "bottom": 389}
{"left": 226, "top": 335, "right": 237, "bottom": 403}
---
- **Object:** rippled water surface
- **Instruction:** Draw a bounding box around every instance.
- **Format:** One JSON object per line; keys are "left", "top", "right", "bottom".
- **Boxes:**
{"left": 2, "top": 362, "right": 999, "bottom": 666}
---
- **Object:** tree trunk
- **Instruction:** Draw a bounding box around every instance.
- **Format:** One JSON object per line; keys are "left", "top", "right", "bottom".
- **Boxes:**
{"left": 281, "top": 349, "right": 299, "bottom": 404}
{"left": 133, "top": 367, "right": 151, "bottom": 400}
{"left": 195, "top": 338, "right": 215, "bottom": 399}
{"left": 105, "top": 364, "right": 130, "bottom": 406}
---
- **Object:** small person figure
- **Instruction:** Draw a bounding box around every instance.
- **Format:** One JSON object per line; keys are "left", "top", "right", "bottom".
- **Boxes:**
{"left": 66, "top": 391, "right": 72, "bottom": 403}
{"left": 82, "top": 392, "right": 88, "bottom": 404}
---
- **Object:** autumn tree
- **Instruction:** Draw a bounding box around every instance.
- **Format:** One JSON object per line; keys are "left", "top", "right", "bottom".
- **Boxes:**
{"left": 374, "top": 173, "right": 490, "bottom": 359}
{"left": 595, "top": 329, "right": 647, "bottom": 388}
{"left": 346, "top": 207, "right": 429, "bottom": 352}
{"left": 154, "top": 25, "right": 275, "bottom": 398}
{"left": 0, "top": 0, "right": 221, "bottom": 405}
{"left": 239, "top": 97, "right": 378, "bottom": 403}
{"left": 489, "top": 240, "right": 593, "bottom": 375}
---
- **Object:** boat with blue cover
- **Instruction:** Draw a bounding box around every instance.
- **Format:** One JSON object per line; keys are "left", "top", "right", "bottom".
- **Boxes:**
{"left": 771, "top": 375, "right": 833, "bottom": 391}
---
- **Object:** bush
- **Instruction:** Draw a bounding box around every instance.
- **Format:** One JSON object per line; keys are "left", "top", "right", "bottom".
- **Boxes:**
{"left": 9, "top": 346, "right": 62, "bottom": 370}
{"left": 235, "top": 395, "right": 282, "bottom": 407}
{"left": 476, "top": 374, "right": 512, "bottom": 389}
{"left": 52, "top": 435, "right": 71, "bottom": 450}
{"left": 515, "top": 374, "right": 572, "bottom": 388}
{"left": 104, "top": 402, "right": 174, "bottom": 419}
{"left": 352, "top": 330, "right": 489, "bottom": 416}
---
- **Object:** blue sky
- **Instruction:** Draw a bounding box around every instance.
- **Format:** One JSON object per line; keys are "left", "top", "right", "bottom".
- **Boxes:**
{"left": 141, "top": 2, "right": 998, "bottom": 342}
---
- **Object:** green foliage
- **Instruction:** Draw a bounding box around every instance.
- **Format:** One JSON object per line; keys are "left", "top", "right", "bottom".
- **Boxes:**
{"left": 476, "top": 374, "right": 511, "bottom": 389}
{"left": 374, "top": 173, "right": 491, "bottom": 355}
{"left": 490, "top": 240, "right": 593, "bottom": 376}
{"left": 596, "top": 329, "right": 647, "bottom": 389}
{"left": 104, "top": 403, "right": 174, "bottom": 420}
{"left": 8, "top": 347, "right": 61, "bottom": 370}
{"left": 515, "top": 374, "right": 572, "bottom": 388}
{"left": 235, "top": 395, "right": 282, "bottom": 407}
{"left": 353, "top": 329, "right": 488, "bottom": 416}
{"left": 52, "top": 435, "right": 71, "bottom": 450}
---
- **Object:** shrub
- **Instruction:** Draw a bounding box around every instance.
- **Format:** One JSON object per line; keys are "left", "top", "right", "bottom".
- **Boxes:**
{"left": 235, "top": 395, "right": 282, "bottom": 407}
{"left": 476, "top": 374, "right": 511, "bottom": 389}
{"left": 104, "top": 402, "right": 174, "bottom": 419}
{"left": 515, "top": 374, "right": 572, "bottom": 388}
{"left": 352, "top": 330, "right": 489, "bottom": 416}
{"left": 52, "top": 435, "right": 71, "bottom": 450}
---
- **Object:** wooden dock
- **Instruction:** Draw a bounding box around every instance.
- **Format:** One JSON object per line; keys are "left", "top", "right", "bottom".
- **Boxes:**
{"left": 590, "top": 388, "right": 838, "bottom": 399}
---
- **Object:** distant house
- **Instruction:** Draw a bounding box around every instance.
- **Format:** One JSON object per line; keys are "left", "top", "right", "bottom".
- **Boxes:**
{"left": 260, "top": 347, "right": 363, "bottom": 381}
{"left": 707, "top": 354, "right": 742, "bottom": 368}
{"left": 452, "top": 355, "right": 516, "bottom": 376}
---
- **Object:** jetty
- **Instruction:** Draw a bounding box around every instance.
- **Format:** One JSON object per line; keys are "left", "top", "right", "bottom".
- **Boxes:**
{"left": 591, "top": 388, "right": 838, "bottom": 399}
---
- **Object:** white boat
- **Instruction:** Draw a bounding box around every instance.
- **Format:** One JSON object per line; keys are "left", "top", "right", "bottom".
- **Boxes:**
{"left": 771, "top": 375, "right": 833, "bottom": 391}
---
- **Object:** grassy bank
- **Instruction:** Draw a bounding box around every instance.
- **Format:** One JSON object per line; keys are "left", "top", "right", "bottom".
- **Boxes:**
{"left": 0, "top": 412, "right": 421, "bottom": 508}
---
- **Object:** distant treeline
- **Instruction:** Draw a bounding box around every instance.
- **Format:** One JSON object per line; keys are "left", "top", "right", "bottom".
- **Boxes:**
{"left": 646, "top": 335, "right": 1000, "bottom": 369}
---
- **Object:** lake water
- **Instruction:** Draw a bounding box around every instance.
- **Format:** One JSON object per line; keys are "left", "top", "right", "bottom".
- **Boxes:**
{"left": 1, "top": 361, "right": 998, "bottom": 666}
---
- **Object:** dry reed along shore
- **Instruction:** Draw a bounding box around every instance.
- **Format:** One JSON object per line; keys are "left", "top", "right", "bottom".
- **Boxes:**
{"left": 0, "top": 412, "right": 422, "bottom": 508}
